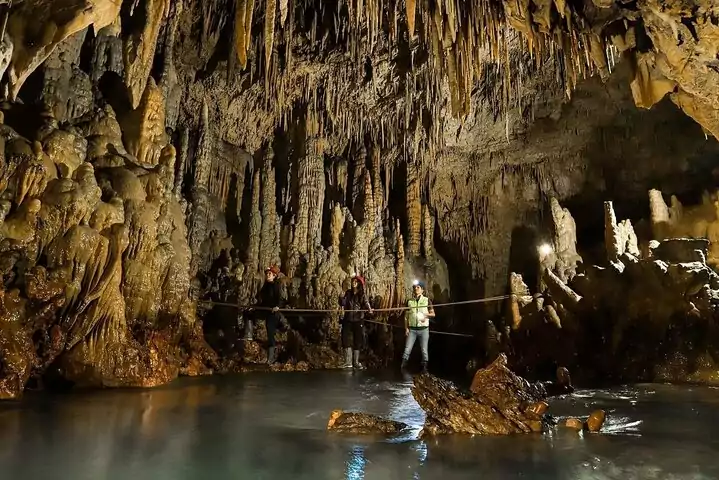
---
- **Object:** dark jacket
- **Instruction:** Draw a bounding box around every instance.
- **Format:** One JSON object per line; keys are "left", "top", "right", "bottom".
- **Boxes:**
{"left": 256, "top": 281, "right": 284, "bottom": 313}
{"left": 341, "top": 289, "right": 371, "bottom": 323}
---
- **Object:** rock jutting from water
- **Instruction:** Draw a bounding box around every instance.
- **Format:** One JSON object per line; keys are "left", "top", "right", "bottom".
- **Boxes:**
{"left": 411, "top": 354, "right": 578, "bottom": 436}
{"left": 326, "top": 409, "right": 409, "bottom": 435}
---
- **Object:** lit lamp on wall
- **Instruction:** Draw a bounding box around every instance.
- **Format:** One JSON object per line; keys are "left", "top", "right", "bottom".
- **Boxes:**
{"left": 538, "top": 243, "right": 553, "bottom": 257}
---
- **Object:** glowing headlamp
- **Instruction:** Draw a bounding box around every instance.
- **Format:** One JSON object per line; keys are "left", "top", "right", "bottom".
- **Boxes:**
{"left": 412, "top": 279, "right": 420, "bottom": 286}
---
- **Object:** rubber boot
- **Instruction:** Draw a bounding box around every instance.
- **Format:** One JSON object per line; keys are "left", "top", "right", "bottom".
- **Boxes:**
{"left": 352, "top": 350, "right": 364, "bottom": 370}
{"left": 342, "top": 348, "right": 353, "bottom": 369}
{"left": 267, "top": 346, "right": 276, "bottom": 365}
{"left": 244, "top": 319, "right": 253, "bottom": 341}
{"left": 421, "top": 361, "right": 428, "bottom": 374}
{"left": 400, "top": 358, "right": 408, "bottom": 370}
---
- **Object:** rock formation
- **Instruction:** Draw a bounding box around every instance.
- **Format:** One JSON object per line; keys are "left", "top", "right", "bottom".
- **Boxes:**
{"left": 0, "top": 0, "right": 718, "bottom": 397}
{"left": 327, "top": 410, "right": 408, "bottom": 435}
{"left": 411, "top": 354, "right": 576, "bottom": 436}
{"left": 510, "top": 195, "right": 719, "bottom": 384}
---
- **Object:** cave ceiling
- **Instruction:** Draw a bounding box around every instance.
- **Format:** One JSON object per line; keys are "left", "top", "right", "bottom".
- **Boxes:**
{"left": 5, "top": 0, "right": 717, "bottom": 160}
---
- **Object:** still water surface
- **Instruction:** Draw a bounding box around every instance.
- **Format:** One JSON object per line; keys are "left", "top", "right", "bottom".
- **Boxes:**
{"left": 0, "top": 371, "right": 718, "bottom": 479}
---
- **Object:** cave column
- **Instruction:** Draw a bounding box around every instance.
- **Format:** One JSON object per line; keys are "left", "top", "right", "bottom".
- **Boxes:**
{"left": 406, "top": 161, "right": 421, "bottom": 257}
{"left": 188, "top": 101, "right": 212, "bottom": 273}
{"left": 259, "top": 146, "right": 280, "bottom": 270}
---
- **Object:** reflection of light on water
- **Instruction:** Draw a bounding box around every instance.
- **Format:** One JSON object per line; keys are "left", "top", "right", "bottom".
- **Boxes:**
{"left": 601, "top": 417, "right": 642, "bottom": 436}
{"left": 413, "top": 441, "right": 428, "bottom": 463}
{"left": 385, "top": 384, "right": 425, "bottom": 443}
{"left": 345, "top": 445, "right": 366, "bottom": 480}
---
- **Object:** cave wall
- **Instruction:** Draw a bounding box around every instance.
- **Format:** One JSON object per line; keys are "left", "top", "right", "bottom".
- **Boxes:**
{"left": 0, "top": 0, "right": 718, "bottom": 395}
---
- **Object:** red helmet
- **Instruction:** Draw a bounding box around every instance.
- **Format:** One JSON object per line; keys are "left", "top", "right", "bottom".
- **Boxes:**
{"left": 352, "top": 275, "right": 366, "bottom": 287}
{"left": 265, "top": 265, "right": 280, "bottom": 275}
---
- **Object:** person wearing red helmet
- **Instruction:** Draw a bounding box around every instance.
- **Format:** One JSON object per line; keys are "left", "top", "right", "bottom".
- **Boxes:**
{"left": 339, "top": 274, "right": 373, "bottom": 369}
{"left": 249, "top": 265, "right": 284, "bottom": 364}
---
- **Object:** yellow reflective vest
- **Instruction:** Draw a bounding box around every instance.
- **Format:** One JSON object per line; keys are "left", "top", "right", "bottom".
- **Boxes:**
{"left": 406, "top": 295, "right": 430, "bottom": 328}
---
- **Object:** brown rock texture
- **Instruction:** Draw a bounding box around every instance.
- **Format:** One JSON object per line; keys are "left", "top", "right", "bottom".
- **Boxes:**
{"left": 1, "top": 0, "right": 719, "bottom": 396}
{"left": 327, "top": 410, "right": 408, "bottom": 435}
{"left": 412, "top": 354, "right": 550, "bottom": 436}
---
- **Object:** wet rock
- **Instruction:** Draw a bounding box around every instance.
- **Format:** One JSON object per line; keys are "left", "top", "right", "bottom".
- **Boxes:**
{"left": 564, "top": 418, "right": 584, "bottom": 430}
{"left": 413, "top": 355, "right": 549, "bottom": 436}
{"left": 586, "top": 409, "right": 606, "bottom": 432}
{"left": 327, "top": 410, "right": 408, "bottom": 434}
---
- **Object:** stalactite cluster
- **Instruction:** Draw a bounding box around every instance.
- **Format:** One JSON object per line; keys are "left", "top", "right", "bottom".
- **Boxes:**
{"left": 0, "top": 0, "right": 717, "bottom": 393}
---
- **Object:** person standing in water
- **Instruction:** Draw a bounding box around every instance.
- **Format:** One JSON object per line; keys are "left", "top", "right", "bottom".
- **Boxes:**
{"left": 253, "top": 265, "right": 284, "bottom": 364}
{"left": 340, "top": 275, "right": 373, "bottom": 369}
{"left": 401, "top": 280, "right": 435, "bottom": 373}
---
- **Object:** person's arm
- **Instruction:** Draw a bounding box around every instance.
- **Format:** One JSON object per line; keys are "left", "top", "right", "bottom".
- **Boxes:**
{"left": 404, "top": 301, "right": 410, "bottom": 335}
{"left": 271, "top": 283, "right": 282, "bottom": 312}
{"left": 364, "top": 294, "right": 373, "bottom": 314}
{"left": 427, "top": 298, "right": 436, "bottom": 318}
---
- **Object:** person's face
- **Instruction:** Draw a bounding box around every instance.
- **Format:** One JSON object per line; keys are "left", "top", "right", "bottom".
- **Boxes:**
{"left": 265, "top": 270, "right": 276, "bottom": 282}
{"left": 351, "top": 278, "right": 359, "bottom": 289}
{"left": 413, "top": 285, "right": 423, "bottom": 296}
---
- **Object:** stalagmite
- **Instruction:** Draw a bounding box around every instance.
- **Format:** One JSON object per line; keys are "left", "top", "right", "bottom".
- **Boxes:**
{"left": 421, "top": 203, "right": 433, "bottom": 260}
{"left": 406, "top": 162, "right": 421, "bottom": 257}
{"left": 604, "top": 201, "right": 621, "bottom": 263}
{"left": 246, "top": 169, "right": 262, "bottom": 273}
{"left": 394, "top": 219, "right": 405, "bottom": 306}
{"left": 188, "top": 102, "right": 213, "bottom": 270}
{"left": 509, "top": 272, "right": 532, "bottom": 330}
{"left": 293, "top": 138, "right": 325, "bottom": 258}
{"left": 549, "top": 198, "right": 581, "bottom": 282}
{"left": 259, "top": 147, "right": 280, "bottom": 271}
{"left": 649, "top": 189, "right": 672, "bottom": 240}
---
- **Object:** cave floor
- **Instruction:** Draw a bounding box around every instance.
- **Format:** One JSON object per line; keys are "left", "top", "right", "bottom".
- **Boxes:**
{"left": 0, "top": 371, "right": 717, "bottom": 479}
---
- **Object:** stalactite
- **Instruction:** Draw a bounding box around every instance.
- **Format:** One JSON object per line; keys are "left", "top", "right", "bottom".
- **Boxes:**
{"left": 279, "top": 0, "right": 288, "bottom": 28}
{"left": 406, "top": 0, "right": 416, "bottom": 38}
{"left": 234, "top": 0, "right": 250, "bottom": 70}
{"left": 264, "top": 0, "right": 276, "bottom": 78}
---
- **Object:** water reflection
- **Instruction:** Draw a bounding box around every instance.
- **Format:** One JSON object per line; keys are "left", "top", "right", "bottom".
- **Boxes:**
{"left": 0, "top": 373, "right": 716, "bottom": 479}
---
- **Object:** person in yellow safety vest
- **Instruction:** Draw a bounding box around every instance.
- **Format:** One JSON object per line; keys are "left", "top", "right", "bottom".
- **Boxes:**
{"left": 401, "top": 280, "right": 435, "bottom": 373}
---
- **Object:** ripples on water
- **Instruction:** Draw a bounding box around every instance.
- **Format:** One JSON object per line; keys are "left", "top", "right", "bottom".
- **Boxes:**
{"left": 0, "top": 372, "right": 717, "bottom": 479}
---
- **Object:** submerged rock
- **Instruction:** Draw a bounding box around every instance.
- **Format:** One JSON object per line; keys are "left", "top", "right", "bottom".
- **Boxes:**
{"left": 327, "top": 410, "right": 408, "bottom": 434}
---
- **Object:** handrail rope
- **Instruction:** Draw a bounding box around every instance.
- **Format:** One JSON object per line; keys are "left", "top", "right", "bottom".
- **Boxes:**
{"left": 198, "top": 294, "right": 514, "bottom": 313}
{"left": 198, "top": 294, "right": 515, "bottom": 339}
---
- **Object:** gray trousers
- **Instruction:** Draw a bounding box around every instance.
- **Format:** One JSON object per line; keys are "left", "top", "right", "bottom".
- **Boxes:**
{"left": 402, "top": 328, "right": 429, "bottom": 362}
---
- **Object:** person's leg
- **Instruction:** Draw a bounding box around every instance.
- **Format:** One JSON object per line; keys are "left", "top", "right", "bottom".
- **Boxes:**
{"left": 266, "top": 314, "right": 277, "bottom": 364}
{"left": 401, "top": 330, "right": 417, "bottom": 368}
{"left": 341, "top": 322, "right": 353, "bottom": 368}
{"left": 352, "top": 322, "right": 364, "bottom": 369}
{"left": 419, "top": 328, "right": 429, "bottom": 373}
{"left": 244, "top": 316, "right": 254, "bottom": 340}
